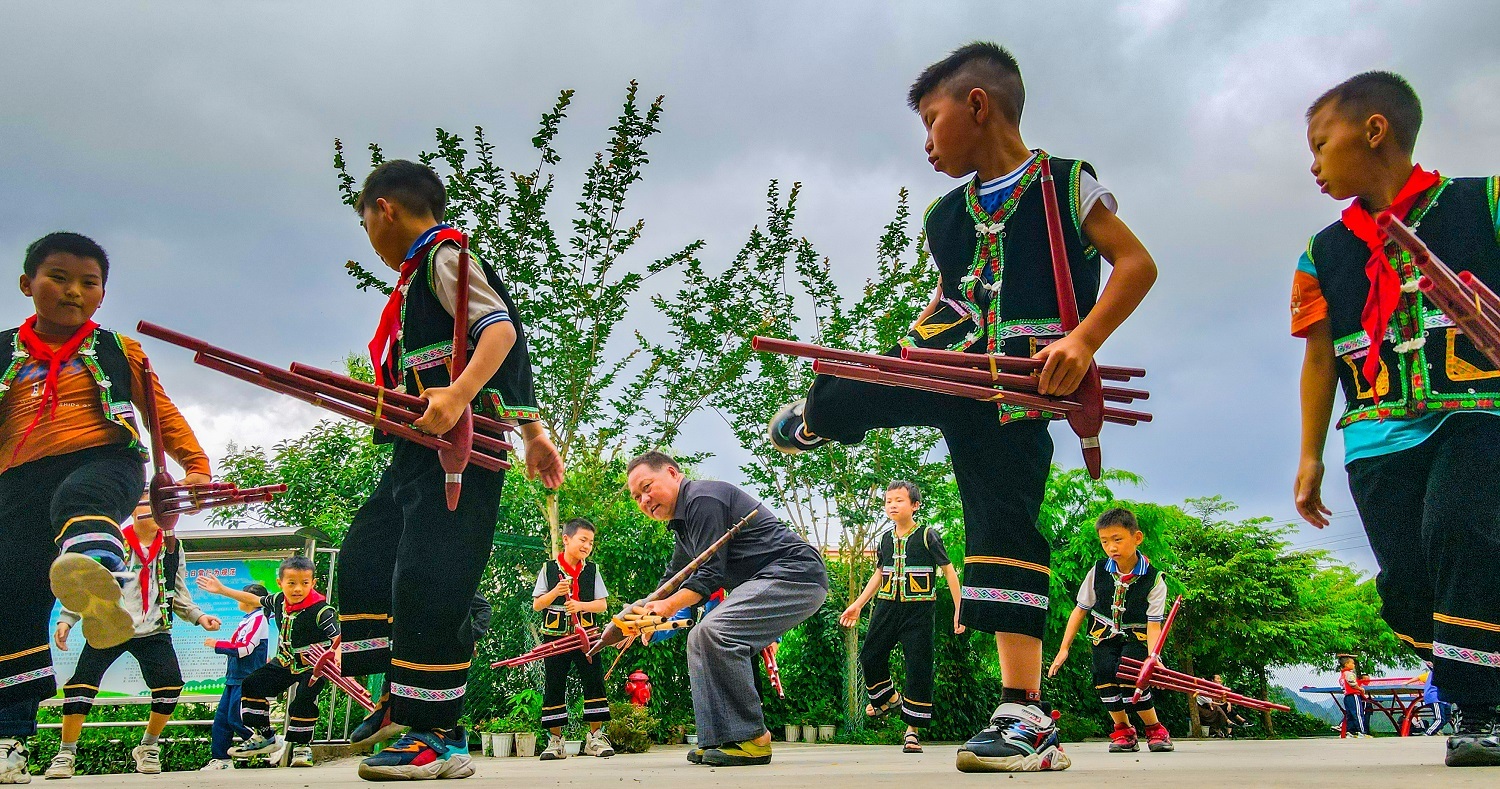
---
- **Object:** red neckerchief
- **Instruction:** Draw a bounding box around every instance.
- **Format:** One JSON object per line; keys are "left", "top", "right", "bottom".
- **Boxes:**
{"left": 285, "top": 589, "right": 327, "bottom": 613}
{"left": 366, "top": 225, "right": 466, "bottom": 388}
{"left": 1340, "top": 165, "right": 1442, "bottom": 383}
{"left": 556, "top": 553, "right": 583, "bottom": 601}
{"left": 122, "top": 523, "right": 164, "bottom": 613}
{"left": 12, "top": 316, "right": 98, "bottom": 458}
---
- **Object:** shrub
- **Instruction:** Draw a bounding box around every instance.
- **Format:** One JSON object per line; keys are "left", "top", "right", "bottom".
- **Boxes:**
{"left": 605, "top": 703, "right": 656, "bottom": 753}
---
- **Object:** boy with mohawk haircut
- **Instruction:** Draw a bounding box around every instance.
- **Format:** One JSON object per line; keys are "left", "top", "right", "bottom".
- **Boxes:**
{"left": 770, "top": 42, "right": 1157, "bottom": 773}
{"left": 1292, "top": 70, "right": 1500, "bottom": 768}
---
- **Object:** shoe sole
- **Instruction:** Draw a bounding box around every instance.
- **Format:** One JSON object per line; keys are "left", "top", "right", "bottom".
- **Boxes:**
{"left": 227, "top": 743, "right": 281, "bottom": 758}
{"left": 1148, "top": 743, "right": 1174, "bottom": 752}
{"left": 50, "top": 554, "right": 133, "bottom": 650}
{"left": 358, "top": 754, "right": 475, "bottom": 781}
{"left": 687, "top": 750, "right": 704, "bottom": 764}
{"left": 1, "top": 760, "right": 32, "bottom": 784}
{"left": 538, "top": 753, "right": 565, "bottom": 761}
{"left": 351, "top": 723, "right": 407, "bottom": 749}
{"left": 955, "top": 746, "right": 1071, "bottom": 773}
{"left": 43, "top": 771, "right": 71, "bottom": 780}
{"left": 1446, "top": 742, "right": 1500, "bottom": 767}
{"left": 1109, "top": 744, "right": 1140, "bottom": 753}
{"left": 700, "top": 755, "right": 772, "bottom": 766}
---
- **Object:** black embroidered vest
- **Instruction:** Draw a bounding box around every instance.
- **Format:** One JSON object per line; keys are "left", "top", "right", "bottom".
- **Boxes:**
{"left": 386, "top": 236, "right": 540, "bottom": 434}
{"left": 1308, "top": 177, "right": 1500, "bottom": 427}
{"left": 905, "top": 153, "right": 1102, "bottom": 422}
{"left": 875, "top": 526, "right": 941, "bottom": 603}
{"left": 1086, "top": 558, "right": 1159, "bottom": 645}
{"left": 540, "top": 559, "right": 599, "bottom": 637}
{"left": 0, "top": 327, "right": 144, "bottom": 456}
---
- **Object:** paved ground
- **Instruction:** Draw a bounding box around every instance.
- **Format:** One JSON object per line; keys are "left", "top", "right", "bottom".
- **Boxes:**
{"left": 62, "top": 738, "right": 1500, "bottom": 787}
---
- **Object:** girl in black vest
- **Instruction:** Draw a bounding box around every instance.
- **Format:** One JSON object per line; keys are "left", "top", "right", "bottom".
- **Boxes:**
{"left": 1049, "top": 508, "right": 1171, "bottom": 754}
{"left": 531, "top": 518, "right": 613, "bottom": 760}
{"left": 1292, "top": 72, "right": 1500, "bottom": 767}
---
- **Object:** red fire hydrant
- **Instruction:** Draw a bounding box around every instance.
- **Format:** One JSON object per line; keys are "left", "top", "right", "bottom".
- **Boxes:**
{"left": 625, "top": 669, "right": 651, "bottom": 707}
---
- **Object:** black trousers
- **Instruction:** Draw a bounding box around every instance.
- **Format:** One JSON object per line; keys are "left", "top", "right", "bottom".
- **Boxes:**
{"left": 1091, "top": 636, "right": 1152, "bottom": 714}
{"left": 805, "top": 369, "right": 1054, "bottom": 638}
{"left": 62, "top": 632, "right": 183, "bottom": 717}
{"left": 0, "top": 444, "right": 143, "bottom": 729}
{"left": 338, "top": 440, "right": 504, "bottom": 730}
{"left": 1346, "top": 413, "right": 1500, "bottom": 708}
{"left": 241, "top": 661, "right": 321, "bottom": 744}
{"left": 859, "top": 600, "right": 935, "bottom": 728}
{"left": 540, "top": 637, "right": 610, "bottom": 729}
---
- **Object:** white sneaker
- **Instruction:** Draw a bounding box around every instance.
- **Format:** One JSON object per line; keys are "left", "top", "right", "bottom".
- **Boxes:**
{"left": 199, "top": 759, "right": 235, "bottom": 771}
{"left": 0, "top": 739, "right": 31, "bottom": 784}
{"left": 539, "top": 734, "right": 567, "bottom": 761}
{"left": 584, "top": 730, "right": 615, "bottom": 758}
{"left": 43, "top": 751, "right": 74, "bottom": 779}
{"left": 132, "top": 744, "right": 161, "bottom": 775}
{"left": 290, "top": 747, "right": 313, "bottom": 768}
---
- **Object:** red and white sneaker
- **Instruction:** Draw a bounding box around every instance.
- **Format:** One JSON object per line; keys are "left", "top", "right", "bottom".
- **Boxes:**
{"left": 1144, "top": 722, "right": 1174, "bottom": 752}
{"left": 1108, "top": 723, "right": 1139, "bottom": 753}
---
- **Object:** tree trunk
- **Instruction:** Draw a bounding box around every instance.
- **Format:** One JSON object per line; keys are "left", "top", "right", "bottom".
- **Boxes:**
{"left": 1183, "top": 654, "right": 1202, "bottom": 738}
{"left": 844, "top": 556, "right": 861, "bottom": 730}
{"left": 546, "top": 492, "right": 561, "bottom": 555}
{"left": 1260, "top": 666, "right": 1274, "bottom": 735}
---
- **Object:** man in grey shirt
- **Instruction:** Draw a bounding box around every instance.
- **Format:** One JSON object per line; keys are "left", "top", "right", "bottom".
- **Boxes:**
{"left": 625, "top": 451, "right": 827, "bottom": 766}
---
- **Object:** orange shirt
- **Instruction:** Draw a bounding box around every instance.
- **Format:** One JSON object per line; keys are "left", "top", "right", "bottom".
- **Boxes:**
{"left": 0, "top": 333, "right": 210, "bottom": 476}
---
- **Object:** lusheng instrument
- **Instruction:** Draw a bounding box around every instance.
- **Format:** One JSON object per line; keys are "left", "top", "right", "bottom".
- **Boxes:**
{"left": 1114, "top": 596, "right": 1289, "bottom": 713}
{"left": 491, "top": 625, "right": 602, "bottom": 669}
{"left": 301, "top": 642, "right": 376, "bottom": 712}
{"left": 1379, "top": 214, "right": 1500, "bottom": 368}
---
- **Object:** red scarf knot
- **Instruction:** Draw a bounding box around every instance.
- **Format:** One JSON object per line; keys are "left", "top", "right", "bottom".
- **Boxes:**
{"left": 12, "top": 317, "right": 99, "bottom": 459}
{"left": 367, "top": 225, "right": 467, "bottom": 389}
{"left": 556, "top": 553, "right": 583, "bottom": 601}
{"left": 123, "top": 523, "right": 164, "bottom": 614}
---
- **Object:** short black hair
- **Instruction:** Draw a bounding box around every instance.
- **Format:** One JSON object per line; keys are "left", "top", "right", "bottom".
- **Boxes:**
{"left": 354, "top": 159, "right": 448, "bottom": 220}
{"left": 24, "top": 232, "right": 109, "bottom": 283}
{"left": 626, "top": 450, "right": 680, "bottom": 476}
{"left": 1307, "top": 71, "right": 1423, "bottom": 154}
{"left": 242, "top": 583, "right": 269, "bottom": 598}
{"left": 278, "top": 555, "right": 315, "bottom": 577}
{"left": 1096, "top": 507, "right": 1140, "bottom": 534}
{"left": 562, "top": 517, "right": 596, "bottom": 538}
{"left": 885, "top": 480, "right": 922, "bottom": 505}
{"left": 908, "top": 41, "right": 1025, "bottom": 124}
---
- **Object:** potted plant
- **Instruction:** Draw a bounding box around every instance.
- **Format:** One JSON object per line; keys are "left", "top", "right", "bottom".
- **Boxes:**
{"left": 684, "top": 724, "right": 698, "bottom": 747}
{"left": 784, "top": 723, "right": 800, "bottom": 742}
{"left": 474, "top": 720, "right": 493, "bottom": 757}
{"left": 801, "top": 720, "right": 818, "bottom": 743}
{"left": 503, "top": 689, "right": 543, "bottom": 757}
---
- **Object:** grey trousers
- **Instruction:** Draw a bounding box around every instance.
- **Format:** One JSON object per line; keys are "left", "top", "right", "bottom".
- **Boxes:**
{"left": 687, "top": 576, "right": 828, "bottom": 746}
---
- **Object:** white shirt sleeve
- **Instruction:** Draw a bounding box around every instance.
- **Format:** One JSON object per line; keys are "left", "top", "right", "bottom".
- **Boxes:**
{"left": 1076, "top": 567, "right": 1097, "bottom": 610}
{"left": 1078, "top": 170, "right": 1117, "bottom": 221}
{"left": 432, "top": 244, "right": 512, "bottom": 343}
{"left": 1147, "top": 575, "right": 1168, "bottom": 621}
{"left": 532, "top": 567, "right": 550, "bottom": 598}
{"left": 595, "top": 571, "right": 609, "bottom": 600}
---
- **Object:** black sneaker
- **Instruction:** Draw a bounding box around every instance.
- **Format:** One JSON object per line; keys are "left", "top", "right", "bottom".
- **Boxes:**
{"left": 768, "top": 400, "right": 829, "bottom": 455}
{"left": 350, "top": 699, "right": 405, "bottom": 748}
{"left": 1446, "top": 705, "right": 1500, "bottom": 767}
{"left": 955, "top": 702, "right": 1071, "bottom": 773}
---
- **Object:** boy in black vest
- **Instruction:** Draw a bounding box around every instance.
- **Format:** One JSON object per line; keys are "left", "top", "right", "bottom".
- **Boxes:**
{"left": 1291, "top": 71, "right": 1500, "bottom": 768}
{"left": 197, "top": 557, "right": 339, "bottom": 769}
{"left": 839, "top": 481, "right": 963, "bottom": 754}
{"left": 0, "top": 232, "right": 212, "bottom": 784}
{"left": 334, "top": 160, "right": 564, "bottom": 781}
{"left": 531, "top": 518, "right": 613, "bottom": 760}
{"left": 769, "top": 42, "right": 1157, "bottom": 772}
{"left": 1048, "top": 508, "right": 1170, "bottom": 754}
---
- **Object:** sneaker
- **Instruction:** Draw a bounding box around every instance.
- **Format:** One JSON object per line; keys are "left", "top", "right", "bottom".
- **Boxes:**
{"left": 350, "top": 699, "right": 406, "bottom": 748}
{"left": 701, "top": 739, "right": 772, "bottom": 766}
{"left": 357, "top": 729, "right": 474, "bottom": 781}
{"left": 583, "top": 730, "right": 614, "bottom": 758}
{"left": 686, "top": 747, "right": 706, "bottom": 764}
{"left": 1447, "top": 705, "right": 1500, "bottom": 767}
{"left": 43, "top": 750, "right": 73, "bottom": 779}
{"left": 199, "top": 759, "right": 235, "bottom": 771}
{"left": 768, "top": 400, "right": 829, "bottom": 455}
{"left": 1144, "top": 722, "right": 1174, "bottom": 753}
{"left": 289, "top": 747, "right": 313, "bottom": 768}
{"left": 49, "top": 553, "right": 133, "bottom": 650}
{"left": 0, "top": 739, "right": 29, "bottom": 784}
{"left": 539, "top": 733, "right": 567, "bottom": 761}
{"left": 228, "top": 734, "right": 282, "bottom": 758}
{"left": 955, "top": 702, "right": 1071, "bottom": 773}
{"left": 131, "top": 744, "right": 161, "bottom": 775}
{"left": 1108, "top": 723, "right": 1139, "bottom": 753}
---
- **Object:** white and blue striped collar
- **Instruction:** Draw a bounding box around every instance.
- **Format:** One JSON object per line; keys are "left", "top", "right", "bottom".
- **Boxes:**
{"left": 977, "top": 152, "right": 1039, "bottom": 196}
{"left": 403, "top": 223, "right": 454, "bottom": 262}
{"left": 1105, "top": 553, "right": 1150, "bottom": 576}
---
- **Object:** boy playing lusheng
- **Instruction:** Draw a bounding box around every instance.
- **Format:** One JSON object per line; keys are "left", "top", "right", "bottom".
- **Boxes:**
{"left": 197, "top": 557, "right": 337, "bottom": 769}
{"left": 531, "top": 518, "right": 614, "bottom": 760}
{"left": 1291, "top": 71, "right": 1500, "bottom": 767}
{"left": 0, "top": 232, "right": 212, "bottom": 784}
{"left": 201, "top": 581, "right": 269, "bottom": 770}
{"left": 46, "top": 503, "right": 221, "bottom": 778}
{"left": 769, "top": 42, "right": 1157, "bottom": 772}
{"left": 1048, "top": 508, "right": 1171, "bottom": 754}
{"left": 839, "top": 481, "right": 964, "bottom": 754}
{"left": 332, "top": 160, "right": 563, "bottom": 781}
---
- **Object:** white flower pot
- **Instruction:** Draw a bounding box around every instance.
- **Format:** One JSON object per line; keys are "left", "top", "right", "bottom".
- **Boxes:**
{"left": 818, "top": 724, "right": 835, "bottom": 742}
{"left": 564, "top": 740, "right": 583, "bottom": 757}
{"left": 514, "top": 732, "right": 537, "bottom": 757}
{"left": 801, "top": 724, "right": 818, "bottom": 743}
{"left": 493, "top": 732, "right": 515, "bottom": 757}
{"left": 479, "top": 732, "right": 493, "bottom": 756}
{"left": 685, "top": 734, "right": 698, "bottom": 746}
{"left": 784, "top": 724, "right": 799, "bottom": 742}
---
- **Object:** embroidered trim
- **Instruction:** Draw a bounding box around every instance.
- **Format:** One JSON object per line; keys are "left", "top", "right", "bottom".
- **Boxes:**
{"left": 1434, "top": 612, "right": 1500, "bottom": 633}
{"left": 339, "top": 612, "right": 392, "bottom": 622}
{"left": 1396, "top": 632, "right": 1434, "bottom": 651}
{"left": 342, "top": 637, "right": 391, "bottom": 653}
{"left": 901, "top": 702, "right": 932, "bottom": 719}
{"left": 57, "top": 531, "right": 126, "bottom": 554}
{"left": 390, "top": 658, "right": 471, "bottom": 672}
{"left": 1433, "top": 641, "right": 1500, "bottom": 668}
{"left": 401, "top": 341, "right": 453, "bottom": 372}
{"left": 0, "top": 666, "right": 54, "bottom": 689}
{"left": 964, "top": 555, "right": 1052, "bottom": 576}
{"left": 0, "top": 644, "right": 51, "bottom": 663}
{"left": 391, "top": 682, "right": 466, "bottom": 702}
{"left": 960, "top": 586, "right": 1049, "bottom": 609}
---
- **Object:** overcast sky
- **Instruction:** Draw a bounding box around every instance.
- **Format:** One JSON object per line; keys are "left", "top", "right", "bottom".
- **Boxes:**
{"left": 4, "top": 1, "right": 1498, "bottom": 574}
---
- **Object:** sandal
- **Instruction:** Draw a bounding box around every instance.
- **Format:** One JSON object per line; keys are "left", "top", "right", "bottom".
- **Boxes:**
{"left": 865, "top": 693, "right": 902, "bottom": 719}
{"left": 903, "top": 732, "right": 922, "bottom": 753}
